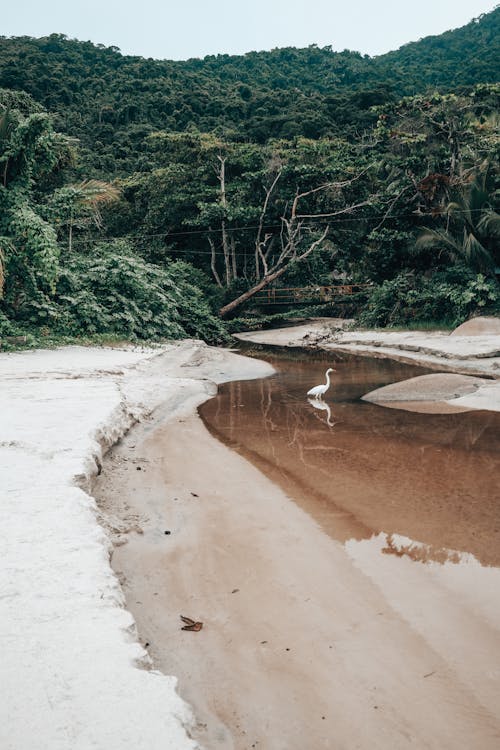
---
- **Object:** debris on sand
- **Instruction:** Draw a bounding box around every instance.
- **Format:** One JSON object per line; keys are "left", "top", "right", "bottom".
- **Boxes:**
{"left": 180, "top": 615, "right": 203, "bottom": 632}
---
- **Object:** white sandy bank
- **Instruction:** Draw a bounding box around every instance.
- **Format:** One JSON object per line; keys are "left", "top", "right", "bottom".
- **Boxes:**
{"left": 0, "top": 342, "right": 272, "bottom": 750}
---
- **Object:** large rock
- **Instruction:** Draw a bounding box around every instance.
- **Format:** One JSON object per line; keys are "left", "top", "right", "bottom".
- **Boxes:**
{"left": 362, "top": 373, "right": 485, "bottom": 403}
{"left": 450, "top": 316, "right": 500, "bottom": 336}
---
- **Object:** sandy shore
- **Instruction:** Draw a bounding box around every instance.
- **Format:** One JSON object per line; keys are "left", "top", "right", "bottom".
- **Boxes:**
{"left": 94, "top": 328, "right": 500, "bottom": 750}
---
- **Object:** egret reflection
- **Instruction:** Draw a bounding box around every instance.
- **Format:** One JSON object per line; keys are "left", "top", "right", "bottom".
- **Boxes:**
{"left": 308, "top": 396, "right": 336, "bottom": 427}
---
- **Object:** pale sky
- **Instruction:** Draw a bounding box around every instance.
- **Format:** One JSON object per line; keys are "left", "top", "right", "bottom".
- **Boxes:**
{"left": 2, "top": 0, "right": 497, "bottom": 60}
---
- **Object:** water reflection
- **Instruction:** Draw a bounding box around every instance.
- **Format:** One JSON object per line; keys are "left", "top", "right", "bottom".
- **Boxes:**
{"left": 380, "top": 532, "right": 476, "bottom": 566}
{"left": 307, "top": 397, "right": 336, "bottom": 428}
{"left": 200, "top": 350, "right": 500, "bottom": 568}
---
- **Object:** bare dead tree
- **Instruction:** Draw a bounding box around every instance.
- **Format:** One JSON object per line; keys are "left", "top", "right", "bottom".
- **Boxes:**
{"left": 219, "top": 177, "right": 376, "bottom": 318}
{"left": 255, "top": 170, "right": 282, "bottom": 281}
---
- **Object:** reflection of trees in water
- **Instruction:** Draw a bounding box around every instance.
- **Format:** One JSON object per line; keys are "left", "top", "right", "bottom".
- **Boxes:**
{"left": 381, "top": 533, "right": 464, "bottom": 565}
{"left": 258, "top": 379, "right": 340, "bottom": 473}
{"left": 223, "top": 376, "right": 370, "bottom": 541}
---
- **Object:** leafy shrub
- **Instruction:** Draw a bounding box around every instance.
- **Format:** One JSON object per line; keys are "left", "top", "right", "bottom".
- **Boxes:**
{"left": 359, "top": 267, "right": 500, "bottom": 328}
{"left": 226, "top": 312, "right": 292, "bottom": 334}
{"left": 0, "top": 309, "right": 20, "bottom": 337}
{"left": 43, "top": 241, "right": 229, "bottom": 343}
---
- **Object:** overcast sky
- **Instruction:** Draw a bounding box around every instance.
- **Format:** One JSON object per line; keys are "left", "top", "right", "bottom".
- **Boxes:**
{"left": 2, "top": 1, "right": 497, "bottom": 60}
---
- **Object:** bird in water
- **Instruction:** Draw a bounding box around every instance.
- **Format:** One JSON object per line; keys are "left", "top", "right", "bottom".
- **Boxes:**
{"left": 307, "top": 367, "right": 335, "bottom": 400}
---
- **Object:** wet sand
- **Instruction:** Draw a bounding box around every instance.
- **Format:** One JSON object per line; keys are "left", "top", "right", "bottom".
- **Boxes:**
{"left": 95, "top": 347, "right": 500, "bottom": 750}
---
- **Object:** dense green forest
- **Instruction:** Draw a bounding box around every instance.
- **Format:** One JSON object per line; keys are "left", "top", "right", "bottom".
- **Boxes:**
{"left": 0, "top": 8, "right": 499, "bottom": 346}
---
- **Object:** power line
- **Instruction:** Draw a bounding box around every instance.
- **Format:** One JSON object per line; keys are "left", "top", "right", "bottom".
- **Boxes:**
{"left": 71, "top": 206, "right": 489, "bottom": 248}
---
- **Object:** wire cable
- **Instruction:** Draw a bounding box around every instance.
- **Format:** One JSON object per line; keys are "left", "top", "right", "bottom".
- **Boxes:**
{"left": 70, "top": 206, "right": 491, "bottom": 249}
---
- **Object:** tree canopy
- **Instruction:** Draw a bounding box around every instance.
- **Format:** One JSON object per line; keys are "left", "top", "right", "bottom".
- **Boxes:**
{"left": 0, "top": 9, "right": 498, "bottom": 343}
{"left": 0, "top": 8, "right": 497, "bottom": 174}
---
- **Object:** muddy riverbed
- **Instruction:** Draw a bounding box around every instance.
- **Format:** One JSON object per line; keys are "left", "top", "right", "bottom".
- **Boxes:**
{"left": 95, "top": 346, "right": 500, "bottom": 750}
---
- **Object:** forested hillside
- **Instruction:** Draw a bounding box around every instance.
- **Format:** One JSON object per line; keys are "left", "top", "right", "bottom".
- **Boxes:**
{"left": 0, "top": 8, "right": 498, "bottom": 174}
{"left": 0, "top": 9, "right": 499, "bottom": 346}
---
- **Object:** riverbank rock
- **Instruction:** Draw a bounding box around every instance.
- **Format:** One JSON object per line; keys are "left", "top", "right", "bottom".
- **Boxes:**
{"left": 450, "top": 316, "right": 500, "bottom": 336}
{"left": 362, "top": 373, "right": 486, "bottom": 404}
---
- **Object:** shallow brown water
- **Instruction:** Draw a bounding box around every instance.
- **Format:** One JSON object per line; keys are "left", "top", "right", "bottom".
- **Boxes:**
{"left": 200, "top": 348, "right": 500, "bottom": 567}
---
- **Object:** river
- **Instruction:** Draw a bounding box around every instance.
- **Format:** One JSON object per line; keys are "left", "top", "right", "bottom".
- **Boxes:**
{"left": 201, "top": 346, "right": 500, "bottom": 567}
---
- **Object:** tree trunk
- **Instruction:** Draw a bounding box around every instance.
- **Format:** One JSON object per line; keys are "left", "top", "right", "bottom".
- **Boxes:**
{"left": 222, "top": 220, "right": 231, "bottom": 286}
{"left": 255, "top": 246, "right": 260, "bottom": 282}
{"left": 219, "top": 266, "right": 287, "bottom": 318}
{"left": 219, "top": 224, "right": 329, "bottom": 318}
{"left": 217, "top": 155, "right": 232, "bottom": 286}
{"left": 231, "top": 235, "right": 238, "bottom": 279}
{"left": 208, "top": 236, "right": 222, "bottom": 287}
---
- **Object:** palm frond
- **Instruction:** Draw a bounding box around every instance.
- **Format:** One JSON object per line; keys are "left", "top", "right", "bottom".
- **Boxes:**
{"left": 477, "top": 210, "right": 500, "bottom": 238}
{"left": 462, "top": 231, "right": 494, "bottom": 272}
{"left": 66, "top": 180, "right": 121, "bottom": 231}
{"left": 74, "top": 179, "right": 121, "bottom": 206}
{"left": 446, "top": 199, "right": 468, "bottom": 225}
{"left": 469, "top": 179, "right": 491, "bottom": 215}
{"left": 415, "top": 228, "right": 462, "bottom": 258}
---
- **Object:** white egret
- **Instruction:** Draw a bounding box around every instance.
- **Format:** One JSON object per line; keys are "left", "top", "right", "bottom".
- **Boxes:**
{"left": 307, "top": 368, "right": 335, "bottom": 400}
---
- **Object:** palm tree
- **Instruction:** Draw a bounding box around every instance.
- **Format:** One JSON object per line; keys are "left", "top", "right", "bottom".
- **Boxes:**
{"left": 51, "top": 180, "right": 121, "bottom": 251}
{"left": 416, "top": 165, "right": 500, "bottom": 275}
{"left": 73, "top": 180, "right": 121, "bottom": 230}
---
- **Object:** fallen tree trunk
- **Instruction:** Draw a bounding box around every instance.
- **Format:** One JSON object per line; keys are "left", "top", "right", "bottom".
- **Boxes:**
{"left": 219, "top": 266, "right": 288, "bottom": 318}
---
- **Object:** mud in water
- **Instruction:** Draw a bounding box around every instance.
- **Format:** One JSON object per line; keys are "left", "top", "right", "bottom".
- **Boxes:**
{"left": 200, "top": 348, "right": 500, "bottom": 567}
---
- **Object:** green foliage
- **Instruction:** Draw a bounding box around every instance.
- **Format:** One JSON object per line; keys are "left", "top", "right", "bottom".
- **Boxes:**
{"left": 280, "top": 249, "right": 335, "bottom": 287}
{"left": 0, "top": 308, "right": 20, "bottom": 335}
{"left": 44, "top": 179, "right": 120, "bottom": 250}
{"left": 125, "top": 132, "right": 370, "bottom": 289}
{"left": 361, "top": 228, "right": 417, "bottom": 282}
{"left": 52, "top": 241, "right": 228, "bottom": 343}
{"left": 0, "top": 103, "right": 65, "bottom": 314}
{"left": 1, "top": 14, "right": 499, "bottom": 342}
{"left": 359, "top": 268, "right": 499, "bottom": 328}
{"left": 225, "top": 313, "right": 290, "bottom": 334}
{"left": 415, "top": 164, "right": 500, "bottom": 273}
{"left": 7, "top": 205, "right": 59, "bottom": 288}
{"left": 0, "top": 241, "right": 6, "bottom": 296}
{"left": 0, "top": 10, "right": 497, "bottom": 174}
{"left": 378, "top": 10, "right": 500, "bottom": 90}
